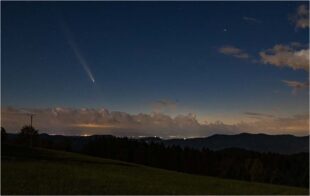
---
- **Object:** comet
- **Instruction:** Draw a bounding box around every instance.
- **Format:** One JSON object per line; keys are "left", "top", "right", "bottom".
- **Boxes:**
{"left": 60, "top": 19, "right": 95, "bottom": 83}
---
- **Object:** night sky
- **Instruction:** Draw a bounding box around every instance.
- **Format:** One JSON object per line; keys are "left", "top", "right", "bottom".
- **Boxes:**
{"left": 1, "top": 2, "right": 309, "bottom": 137}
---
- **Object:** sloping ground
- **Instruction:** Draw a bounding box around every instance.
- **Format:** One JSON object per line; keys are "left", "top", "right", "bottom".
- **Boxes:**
{"left": 1, "top": 145, "right": 309, "bottom": 195}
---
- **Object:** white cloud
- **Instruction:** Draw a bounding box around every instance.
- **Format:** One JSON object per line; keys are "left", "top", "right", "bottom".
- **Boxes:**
{"left": 290, "top": 4, "right": 309, "bottom": 29}
{"left": 282, "top": 80, "right": 309, "bottom": 95}
{"left": 236, "top": 114, "right": 309, "bottom": 136}
{"left": 243, "top": 16, "right": 262, "bottom": 23}
{"left": 244, "top": 112, "right": 274, "bottom": 119}
{"left": 259, "top": 43, "right": 309, "bottom": 71}
{"left": 1, "top": 107, "right": 308, "bottom": 137}
{"left": 219, "top": 46, "right": 249, "bottom": 59}
{"left": 152, "top": 99, "right": 177, "bottom": 112}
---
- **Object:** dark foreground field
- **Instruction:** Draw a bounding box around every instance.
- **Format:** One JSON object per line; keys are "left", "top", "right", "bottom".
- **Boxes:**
{"left": 1, "top": 144, "right": 309, "bottom": 195}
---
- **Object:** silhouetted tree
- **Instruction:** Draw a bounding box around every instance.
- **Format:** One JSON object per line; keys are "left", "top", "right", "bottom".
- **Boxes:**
{"left": 18, "top": 126, "right": 39, "bottom": 147}
{"left": 249, "top": 158, "right": 264, "bottom": 181}
{"left": 1, "top": 127, "right": 7, "bottom": 143}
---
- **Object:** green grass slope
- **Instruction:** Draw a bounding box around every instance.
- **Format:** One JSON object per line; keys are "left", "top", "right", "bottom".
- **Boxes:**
{"left": 1, "top": 144, "right": 309, "bottom": 195}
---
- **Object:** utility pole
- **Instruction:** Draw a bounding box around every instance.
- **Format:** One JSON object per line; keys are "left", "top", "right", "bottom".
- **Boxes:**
{"left": 29, "top": 114, "right": 35, "bottom": 127}
{"left": 27, "top": 113, "right": 35, "bottom": 147}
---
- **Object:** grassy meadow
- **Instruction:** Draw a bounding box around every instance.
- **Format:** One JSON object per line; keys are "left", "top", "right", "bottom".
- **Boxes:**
{"left": 1, "top": 144, "right": 309, "bottom": 195}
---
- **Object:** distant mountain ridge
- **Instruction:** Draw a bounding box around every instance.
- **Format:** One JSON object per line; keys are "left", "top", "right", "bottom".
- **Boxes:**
{"left": 7, "top": 132, "right": 309, "bottom": 154}
{"left": 140, "top": 133, "right": 309, "bottom": 154}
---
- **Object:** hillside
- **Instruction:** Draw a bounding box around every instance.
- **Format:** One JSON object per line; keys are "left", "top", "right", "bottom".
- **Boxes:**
{"left": 1, "top": 144, "right": 309, "bottom": 195}
{"left": 152, "top": 133, "right": 309, "bottom": 154}
{"left": 6, "top": 132, "right": 309, "bottom": 154}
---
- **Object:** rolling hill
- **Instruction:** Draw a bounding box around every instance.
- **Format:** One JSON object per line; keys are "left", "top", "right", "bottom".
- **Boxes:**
{"left": 145, "top": 133, "right": 309, "bottom": 154}
{"left": 6, "top": 132, "right": 309, "bottom": 154}
{"left": 1, "top": 144, "right": 309, "bottom": 195}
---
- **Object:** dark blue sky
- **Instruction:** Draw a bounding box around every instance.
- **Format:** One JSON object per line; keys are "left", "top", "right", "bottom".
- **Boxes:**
{"left": 2, "top": 1, "right": 309, "bottom": 124}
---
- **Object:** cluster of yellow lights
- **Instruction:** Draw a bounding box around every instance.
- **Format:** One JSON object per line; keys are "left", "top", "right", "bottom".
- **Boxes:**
{"left": 74, "top": 123, "right": 115, "bottom": 128}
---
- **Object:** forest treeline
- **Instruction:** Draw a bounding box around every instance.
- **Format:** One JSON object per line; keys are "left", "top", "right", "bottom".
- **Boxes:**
{"left": 82, "top": 136, "right": 309, "bottom": 188}
{"left": 2, "top": 127, "right": 309, "bottom": 188}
